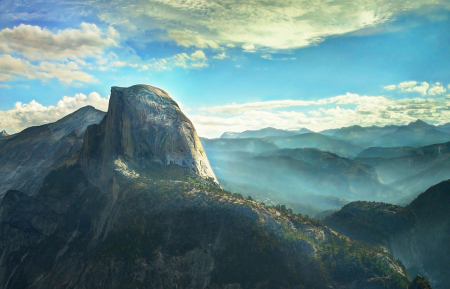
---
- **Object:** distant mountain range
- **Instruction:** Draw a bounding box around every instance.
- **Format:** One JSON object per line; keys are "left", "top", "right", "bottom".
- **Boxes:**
{"left": 221, "top": 127, "right": 312, "bottom": 138}
{"left": 324, "top": 179, "right": 450, "bottom": 289}
{"left": 356, "top": 141, "right": 450, "bottom": 203}
{"left": 266, "top": 132, "right": 361, "bottom": 158}
{"left": 220, "top": 120, "right": 450, "bottom": 152}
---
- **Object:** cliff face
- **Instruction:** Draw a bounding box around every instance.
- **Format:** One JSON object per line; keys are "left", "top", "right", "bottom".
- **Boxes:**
{"left": 0, "top": 106, "right": 105, "bottom": 198}
{"left": 79, "top": 85, "right": 217, "bottom": 187}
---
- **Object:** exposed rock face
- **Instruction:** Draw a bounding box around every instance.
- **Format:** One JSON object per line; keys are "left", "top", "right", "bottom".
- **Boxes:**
{"left": 0, "top": 106, "right": 105, "bottom": 198}
{"left": 0, "top": 130, "right": 9, "bottom": 137}
{"left": 79, "top": 85, "right": 217, "bottom": 186}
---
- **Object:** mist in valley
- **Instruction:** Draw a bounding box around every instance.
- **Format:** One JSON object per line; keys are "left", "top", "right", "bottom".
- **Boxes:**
{"left": 202, "top": 120, "right": 450, "bottom": 217}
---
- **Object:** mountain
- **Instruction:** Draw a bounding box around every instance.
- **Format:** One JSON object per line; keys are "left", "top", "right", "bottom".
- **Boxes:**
{"left": 220, "top": 131, "right": 239, "bottom": 138}
{"left": 0, "top": 106, "right": 105, "bottom": 198}
{"left": 200, "top": 137, "right": 278, "bottom": 154}
{"left": 0, "top": 84, "right": 412, "bottom": 289}
{"left": 78, "top": 85, "right": 217, "bottom": 185}
{"left": 220, "top": 127, "right": 309, "bottom": 139}
{"left": 324, "top": 180, "right": 450, "bottom": 288}
{"left": 0, "top": 130, "right": 9, "bottom": 137}
{"left": 330, "top": 124, "right": 399, "bottom": 148}
{"left": 372, "top": 121, "right": 450, "bottom": 148}
{"left": 407, "top": 119, "right": 435, "bottom": 130}
{"left": 391, "top": 154, "right": 450, "bottom": 200}
{"left": 322, "top": 120, "right": 450, "bottom": 149}
{"left": 436, "top": 122, "right": 450, "bottom": 133}
{"left": 356, "top": 141, "right": 450, "bottom": 201}
{"left": 318, "top": 128, "right": 339, "bottom": 136}
{"left": 267, "top": 132, "right": 362, "bottom": 158}
{"left": 357, "top": 146, "right": 423, "bottom": 159}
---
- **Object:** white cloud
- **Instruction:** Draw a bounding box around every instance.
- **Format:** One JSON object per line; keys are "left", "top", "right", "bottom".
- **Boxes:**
{"left": 0, "top": 54, "right": 96, "bottom": 84}
{"left": 93, "top": 0, "right": 440, "bottom": 51}
{"left": 0, "top": 23, "right": 118, "bottom": 61}
{"left": 398, "top": 81, "right": 429, "bottom": 96}
{"left": 384, "top": 84, "right": 396, "bottom": 90}
{"left": 145, "top": 50, "right": 208, "bottom": 70}
{"left": 0, "top": 84, "right": 10, "bottom": 89}
{"left": 429, "top": 82, "right": 446, "bottom": 95}
{"left": 192, "top": 93, "right": 450, "bottom": 138}
{"left": 168, "top": 30, "right": 220, "bottom": 49}
{"left": 0, "top": 23, "right": 119, "bottom": 84}
{"left": 0, "top": 92, "right": 109, "bottom": 133}
{"left": 213, "top": 52, "right": 228, "bottom": 59}
{"left": 200, "top": 92, "right": 389, "bottom": 114}
{"left": 261, "top": 54, "right": 296, "bottom": 61}
{"left": 114, "top": 61, "right": 127, "bottom": 67}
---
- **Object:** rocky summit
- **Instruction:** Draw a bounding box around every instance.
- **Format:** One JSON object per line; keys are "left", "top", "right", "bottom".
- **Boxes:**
{"left": 0, "top": 130, "right": 9, "bottom": 137}
{"left": 79, "top": 84, "right": 217, "bottom": 186}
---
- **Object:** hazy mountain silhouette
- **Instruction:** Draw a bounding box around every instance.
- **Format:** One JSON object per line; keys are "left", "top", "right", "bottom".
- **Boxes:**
{"left": 220, "top": 127, "right": 311, "bottom": 139}
{"left": 267, "top": 132, "right": 362, "bottom": 158}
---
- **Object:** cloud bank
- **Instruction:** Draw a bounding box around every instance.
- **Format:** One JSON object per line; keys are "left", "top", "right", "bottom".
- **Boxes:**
{"left": 0, "top": 23, "right": 118, "bottom": 83}
{"left": 0, "top": 92, "right": 109, "bottom": 132}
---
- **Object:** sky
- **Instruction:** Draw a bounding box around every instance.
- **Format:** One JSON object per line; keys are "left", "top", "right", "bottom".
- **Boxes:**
{"left": 0, "top": 0, "right": 450, "bottom": 138}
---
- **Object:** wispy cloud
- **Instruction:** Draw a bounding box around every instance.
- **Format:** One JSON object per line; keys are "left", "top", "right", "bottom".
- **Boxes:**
{"left": 142, "top": 50, "right": 208, "bottom": 70}
{"left": 0, "top": 54, "right": 96, "bottom": 84}
{"left": 93, "top": 0, "right": 445, "bottom": 51}
{"left": 200, "top": 93, "right": 388, "bottom": 114}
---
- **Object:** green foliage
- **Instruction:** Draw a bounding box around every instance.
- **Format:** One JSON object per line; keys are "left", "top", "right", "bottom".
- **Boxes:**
{"left": 96, "top": 216, "right": 164, "bottom": 261}
{"left": 38, "top": 163, "right": 86, "bottom": 200}
{"left": 316, "top": 235, "right": 409, "bottom": 288}
{"left": 323, "top": 201, "right": 417, "bottom": 245}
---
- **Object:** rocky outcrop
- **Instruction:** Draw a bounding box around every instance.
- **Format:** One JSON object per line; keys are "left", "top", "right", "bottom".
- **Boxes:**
{"left": 0, "top": 106, "right": 105, "bottom": 199}
{"left": 0, "top": 130, "right": 9, "bottom": 137}
{"left": 79, "top": 84, "right": 217, "bottom": 186}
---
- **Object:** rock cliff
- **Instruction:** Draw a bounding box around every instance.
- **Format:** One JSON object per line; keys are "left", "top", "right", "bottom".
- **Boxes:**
{"left": 79, "top": 84, "right": 217, "bottom": 187}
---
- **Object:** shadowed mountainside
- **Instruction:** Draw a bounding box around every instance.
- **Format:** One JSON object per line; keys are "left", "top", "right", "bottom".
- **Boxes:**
{"left": 0, "top": 106, "right": 105, "bottom": 198}
{"left": 324, "top": 180, "right": 450, "bottom": 288}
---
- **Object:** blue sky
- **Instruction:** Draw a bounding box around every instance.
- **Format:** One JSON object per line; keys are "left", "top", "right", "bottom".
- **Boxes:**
{"left": 1, "top": 0, "right": 450, "bottom": 137}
